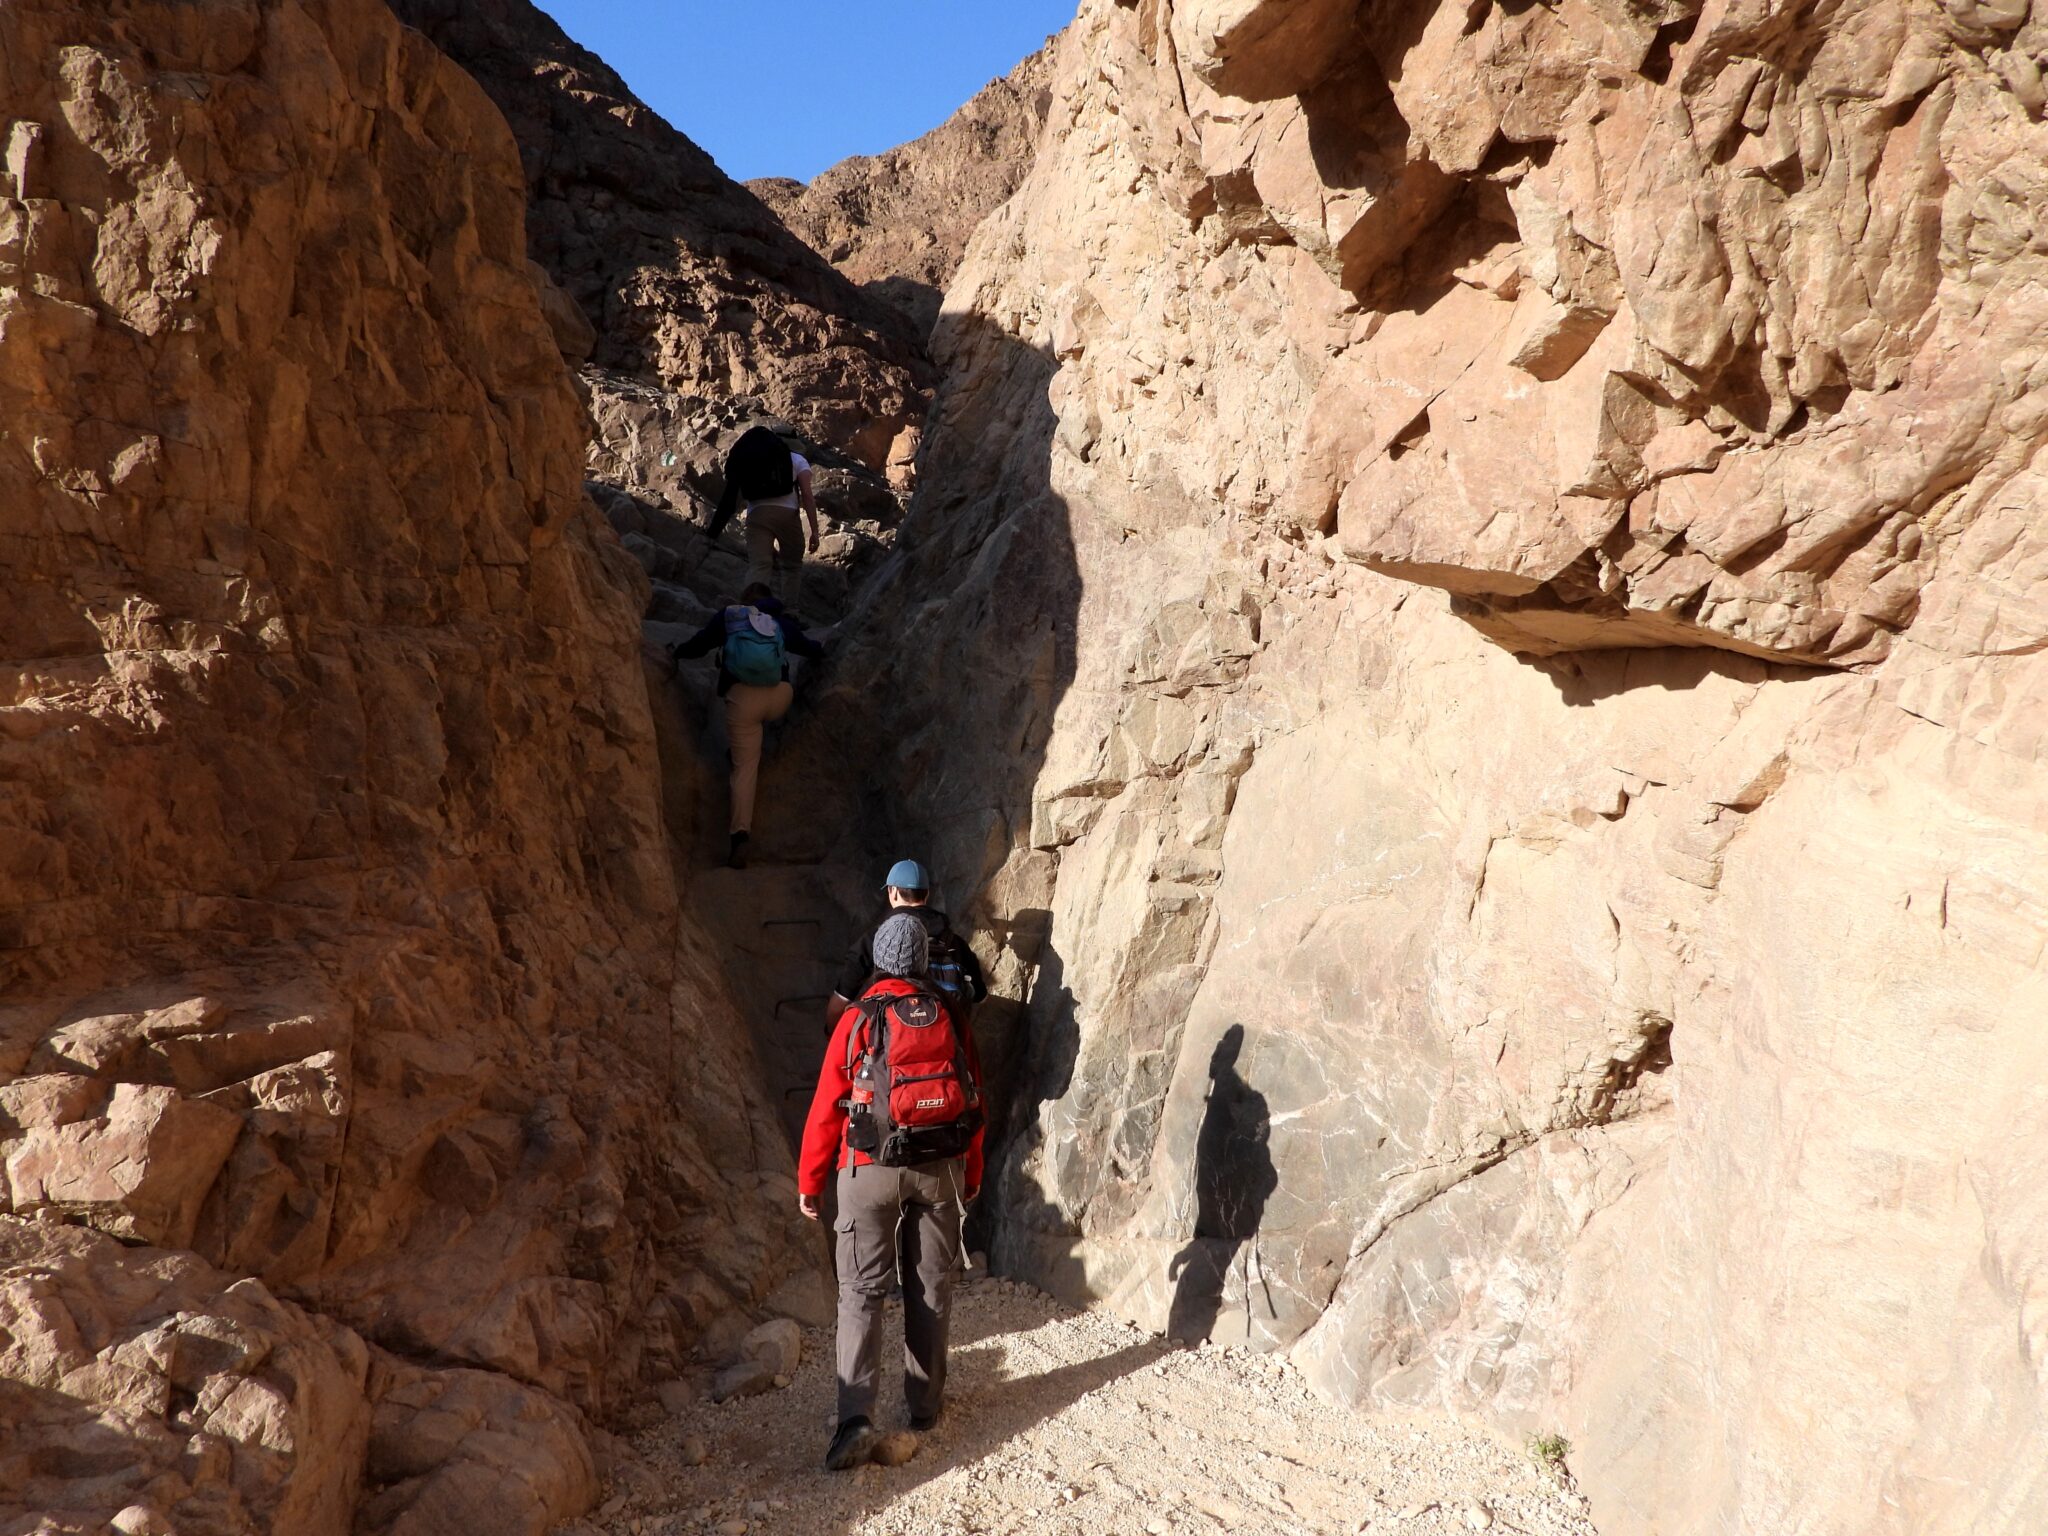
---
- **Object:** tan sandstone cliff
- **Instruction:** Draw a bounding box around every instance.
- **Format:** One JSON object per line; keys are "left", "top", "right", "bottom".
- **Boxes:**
{"left": 0, "top": 3, "right": 815, "bottom": 1532}
{"left": 750, "top": 44, "right": 1059, "bottom": 339}
{"left": 797, "top": 1, "right": 2048, "bottom": 1532}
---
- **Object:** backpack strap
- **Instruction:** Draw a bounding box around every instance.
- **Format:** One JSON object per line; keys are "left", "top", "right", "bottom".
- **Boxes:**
{"left": 847, "top": 989, "right": 893, "bottom": 1073}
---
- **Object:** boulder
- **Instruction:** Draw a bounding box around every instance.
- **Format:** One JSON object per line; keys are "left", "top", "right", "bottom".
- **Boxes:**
{"left": 0, "top": 1217, "right": 371, "bottom": 1536}
{"left": 711, "top": 1318, "right": 802, "bottom": 1402}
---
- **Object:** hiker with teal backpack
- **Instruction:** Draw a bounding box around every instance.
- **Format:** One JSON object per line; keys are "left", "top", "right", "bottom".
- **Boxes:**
{"left": 668, "top": 582, "right": 825, "bottom": 867}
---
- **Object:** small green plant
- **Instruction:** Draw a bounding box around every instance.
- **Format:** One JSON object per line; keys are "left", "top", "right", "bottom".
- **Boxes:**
{"left": 1528, "top": 1432, "right": 1572, "bottom": 1475}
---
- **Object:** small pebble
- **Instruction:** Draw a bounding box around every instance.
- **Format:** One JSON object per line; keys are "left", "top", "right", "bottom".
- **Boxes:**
{"left": 1399, "top": 1504, "right": 1436, "bottom": 1520}
{"left": 715, "top": 1523, "right": 747, "bottom": 1536}
{"left": 772, "top": 1373, "right": 791, "bottom": 1388}
{"left": 1464, "top": 1500, "right": 1494, "bottom": 1529}
{"left": 871, "top": 1430, "right": 920, "bottom": 1466}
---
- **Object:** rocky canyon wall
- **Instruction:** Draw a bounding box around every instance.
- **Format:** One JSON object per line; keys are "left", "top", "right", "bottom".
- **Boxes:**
{"left": 386, "top": 0, "right": 932, "bottom": 643}
{"left": 809, "top": 0, "right": 2048, "bottom": 1532}
{"left": 0, "top": 3, "right": 812, "bottom": 1532}
{"left": 751, "top": 43, "right": 1059, "bottom": 339}
{"left": 384, "top": 0, "right": 930, "bottom": 470}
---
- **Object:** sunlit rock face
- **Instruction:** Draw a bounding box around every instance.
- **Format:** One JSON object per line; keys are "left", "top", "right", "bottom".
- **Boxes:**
{"left": 816, "top": 2, "right": 2048, "bottom": 1532}
{"left": 751, "top": 42, "right": 1059, "bottom": 340}
{"left": 0, "top": 2, "right": 812, "bottom": 1530}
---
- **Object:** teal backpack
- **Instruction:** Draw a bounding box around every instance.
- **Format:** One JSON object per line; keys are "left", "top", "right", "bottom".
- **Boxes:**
{"left": 722, "top": 605, "right": 786, "bottom": 686}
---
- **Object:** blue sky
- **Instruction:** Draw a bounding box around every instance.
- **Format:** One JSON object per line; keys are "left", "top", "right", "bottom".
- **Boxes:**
{"left": 538, "top": 1, "right": 1077, "bottom": 183}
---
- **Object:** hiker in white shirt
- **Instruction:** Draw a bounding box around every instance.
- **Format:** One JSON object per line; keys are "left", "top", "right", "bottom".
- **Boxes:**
{"left": 706, "top": 424, "right": 820, "bottom": 603}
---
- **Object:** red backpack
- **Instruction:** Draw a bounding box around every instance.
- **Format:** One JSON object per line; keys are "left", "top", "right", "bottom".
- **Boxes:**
{"left": 842, "top": 983, "right": 982, "bottom": 1166}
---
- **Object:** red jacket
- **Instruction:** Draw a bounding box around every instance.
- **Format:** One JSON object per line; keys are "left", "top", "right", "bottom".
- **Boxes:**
{"left": 797, "top": 977, "right": 985, "bottom": 1197}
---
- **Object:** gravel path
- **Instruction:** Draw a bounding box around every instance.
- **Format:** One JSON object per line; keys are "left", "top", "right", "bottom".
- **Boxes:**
{"left": 562, "top": 1271, "right": 1600, "bottom": 1536}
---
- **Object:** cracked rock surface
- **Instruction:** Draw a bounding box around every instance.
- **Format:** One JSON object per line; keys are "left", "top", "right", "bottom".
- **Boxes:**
{"left": 0, "top": 1, "right": 818, "bottom": 1531}
{"left": 750, "top": 41, "right": 1059, "bottom": 341}
{"left": 800, "top": 3, "right": 2048, "bottom": 1534}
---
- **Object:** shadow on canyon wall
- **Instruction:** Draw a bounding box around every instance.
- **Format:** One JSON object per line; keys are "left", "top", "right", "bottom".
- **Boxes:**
{"left": 1166, "top": 1024, "right": 1277, "bottom": 1345}
{"left": 767, "top": 313, "right": 1230, "bottom": 1473}
{"left": 1518, "top": 643, "right": 1832, "bottom": 707}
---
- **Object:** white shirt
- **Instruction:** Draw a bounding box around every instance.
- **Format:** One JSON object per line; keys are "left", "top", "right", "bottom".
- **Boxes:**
{"left": 747, "top": 451, "right": 811, "bottom": 512}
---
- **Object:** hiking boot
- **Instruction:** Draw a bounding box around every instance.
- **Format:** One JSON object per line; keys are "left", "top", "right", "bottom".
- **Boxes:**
{"left": 727, "top": 831, "right": 750, "bottom": 869}
{"left": 909, "top": 1406, "right": 940, "bottom": 1433}
{"left": 824, "top": 1416, "right": 878, "bottom": 1472}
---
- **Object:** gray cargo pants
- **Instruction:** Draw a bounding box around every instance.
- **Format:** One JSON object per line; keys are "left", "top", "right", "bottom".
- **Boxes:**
{"left": 833, "top": 1159, "right": 965, "bottom": 1425}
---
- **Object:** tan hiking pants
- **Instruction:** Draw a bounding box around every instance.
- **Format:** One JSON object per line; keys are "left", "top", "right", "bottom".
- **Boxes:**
{"left": 744, "top": 500, "right": 804, "bottom": 601}
{"left": 724, "top": 680, "right": 792, "bottom": 834}
{"left": 833, "top": 1159, "right": 965, "bottom": 1425}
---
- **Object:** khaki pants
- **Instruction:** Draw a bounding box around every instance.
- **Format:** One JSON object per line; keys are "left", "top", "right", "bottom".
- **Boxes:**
{"left": 833, "top": 1159, "right": 965, "bottom": 1425}
{"left": 724, "top": 680, "right": 792, "bottom": 834}
{"left": 744, "top": 501, "right": 804, "bottom": 601}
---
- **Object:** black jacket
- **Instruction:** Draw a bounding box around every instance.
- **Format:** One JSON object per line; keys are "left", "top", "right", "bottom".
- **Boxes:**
{"left": 834, "top": 907, "right": 988, "bottom": 1006}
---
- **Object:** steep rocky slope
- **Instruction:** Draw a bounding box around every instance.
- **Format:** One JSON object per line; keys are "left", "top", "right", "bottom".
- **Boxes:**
{"left": 797, "top": 1, "right": 2048, "bottom": 1532}
{"left": 385, "top": 0, "right": 928, "bottom": 471}
{"left": 751, "top": 44, "right": 1058, "bottom": 338}
{"left": 0, "top": 2, "right": 814, "bottom": 1532}
{"left": 388, "top": 0, "right": 930, "bottom": 628}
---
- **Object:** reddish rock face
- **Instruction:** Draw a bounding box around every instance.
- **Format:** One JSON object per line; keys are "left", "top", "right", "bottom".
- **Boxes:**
{"left": 0, "top": 1, "right": 813, "bottom": 1530}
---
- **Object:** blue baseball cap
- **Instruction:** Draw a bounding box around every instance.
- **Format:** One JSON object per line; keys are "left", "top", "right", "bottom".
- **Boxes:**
{"left": 884, "top": 859, "right": 932, "bottom": 891}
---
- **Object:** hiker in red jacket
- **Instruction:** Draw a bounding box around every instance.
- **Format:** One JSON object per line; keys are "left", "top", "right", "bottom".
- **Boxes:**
{"left": 797, "top": 912, "right": 985, "bottom": 1471}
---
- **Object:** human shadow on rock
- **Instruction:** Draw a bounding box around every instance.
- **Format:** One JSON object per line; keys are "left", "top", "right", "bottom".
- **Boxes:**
{"left": 1166, "top": 1024, "right": 1277, "bottom": 1344}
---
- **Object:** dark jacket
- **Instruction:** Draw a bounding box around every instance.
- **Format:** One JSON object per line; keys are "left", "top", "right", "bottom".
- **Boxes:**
{"left": 670, "top": 597, "right": 824, "bottom": 695}
{"left": 834, "top": 907, "right": 987, "bottom": 1007}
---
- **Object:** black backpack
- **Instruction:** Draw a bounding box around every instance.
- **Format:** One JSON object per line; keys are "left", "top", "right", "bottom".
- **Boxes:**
{"left": 726, "top": 425, "right": 795, "bottom": 502}
{"left": 924, "top": 927, "right": 978, "bottom": 1021}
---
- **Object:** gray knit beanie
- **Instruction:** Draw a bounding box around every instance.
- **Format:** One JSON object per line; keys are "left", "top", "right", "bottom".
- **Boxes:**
{"left": 873, "top": 912, "right": 929, "bottom": 978}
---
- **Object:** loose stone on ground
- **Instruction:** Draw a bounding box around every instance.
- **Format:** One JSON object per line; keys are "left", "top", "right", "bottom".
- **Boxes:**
{"left": 560, "top": 1277, "right": 1596, "bottom": 1536}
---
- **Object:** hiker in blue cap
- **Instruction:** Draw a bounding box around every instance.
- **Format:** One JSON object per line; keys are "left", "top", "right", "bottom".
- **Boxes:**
{"left": 826, "top": 858, "right": 986, "bottom": 1028}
